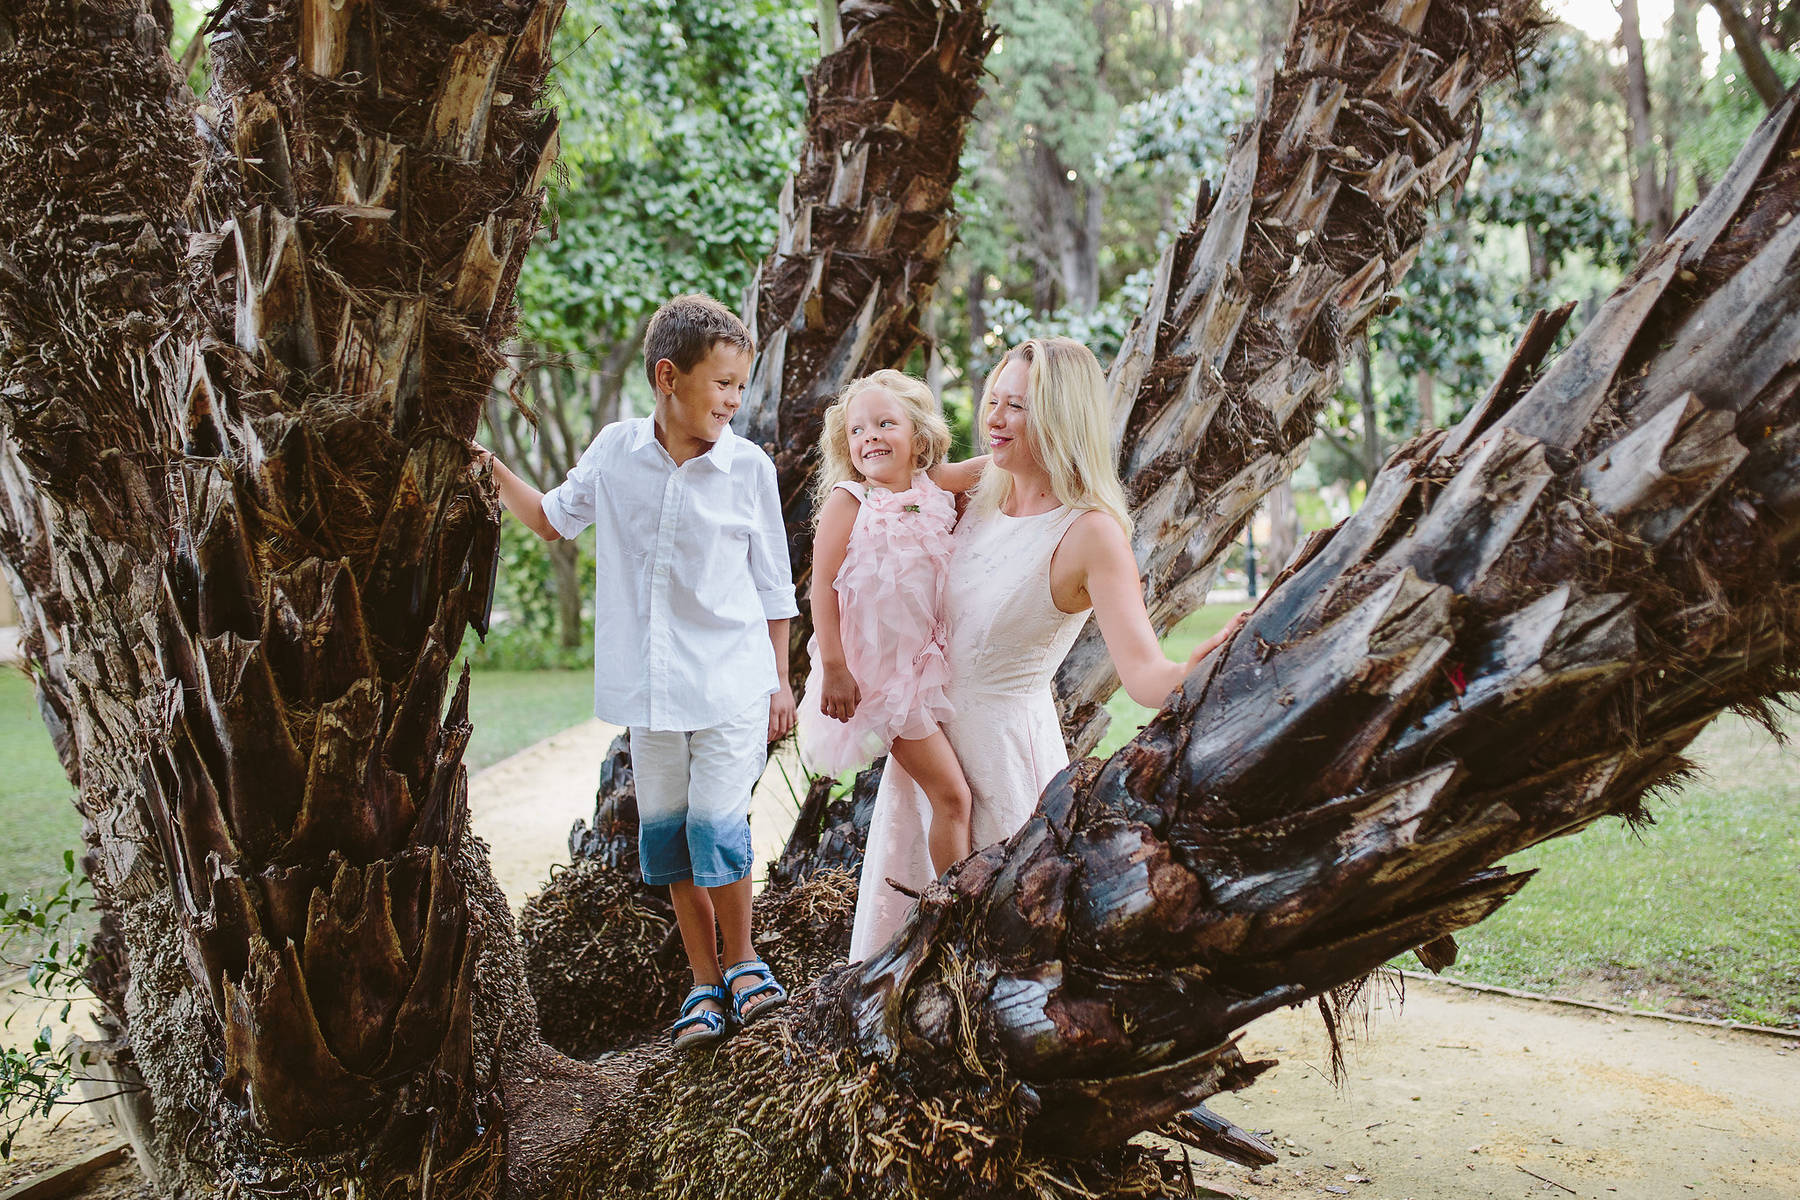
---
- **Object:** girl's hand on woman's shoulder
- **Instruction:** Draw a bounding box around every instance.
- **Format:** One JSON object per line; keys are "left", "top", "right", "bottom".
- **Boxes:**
{"left": 928, "top": 455, "right": 991, "bottom": 495}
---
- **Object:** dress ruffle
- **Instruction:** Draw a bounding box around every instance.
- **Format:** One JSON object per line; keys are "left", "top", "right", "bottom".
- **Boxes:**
{"left": 798, "top": 474, "right": 956, "bottom": 775}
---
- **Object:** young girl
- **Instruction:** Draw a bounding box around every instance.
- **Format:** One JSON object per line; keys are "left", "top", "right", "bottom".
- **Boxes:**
{"left": 797, "top": 370, "right": 986, "bottom": 876}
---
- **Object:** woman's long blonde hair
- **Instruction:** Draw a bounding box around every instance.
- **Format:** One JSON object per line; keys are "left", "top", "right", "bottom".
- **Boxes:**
{"left": 813, "top": 369, "right": 953, "bottom": 521}
{"left": 975, "top": 337, "right": 1132, "bottom": 533}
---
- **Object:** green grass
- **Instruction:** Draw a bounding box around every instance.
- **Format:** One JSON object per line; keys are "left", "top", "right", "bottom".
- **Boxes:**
{"left": 0, "top": 669, "right": 81, "bottom": 902}
{"left": 1404, "top": 712, "right": 1800, "bottom": 1028}
{"left": 462, "top": 666, "right": 595, "bottom": 772}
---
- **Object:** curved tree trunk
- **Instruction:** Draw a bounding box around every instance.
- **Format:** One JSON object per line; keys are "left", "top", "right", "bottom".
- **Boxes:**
{"left": 555, "top": 86, "right": 1800, "bottom": 1199}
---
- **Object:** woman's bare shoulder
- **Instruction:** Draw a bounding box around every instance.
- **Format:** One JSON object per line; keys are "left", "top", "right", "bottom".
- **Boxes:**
{"left": 1062, "top": 508, "right": 1131, "bottom": 558}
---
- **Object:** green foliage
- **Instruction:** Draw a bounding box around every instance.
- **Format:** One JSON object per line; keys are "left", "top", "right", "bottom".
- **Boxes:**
{"left": 982, "top": 263, "right": 1155, "bottom": 368}
{"left": 519, "top": 0, "right": 814, "bottom": 360}
{"left": 1686, "top": 46, "right": 1800, "bottom": 188}
{"left": 468, "top": 520, "right": 597, "bottom": 672}
{"left": 0, "top": 852, "right": 93, "bottom": 1160}
{"left": 989, "top": 0, "right": 1122, "bottom": 167}
{"left": 1098, "top": 51, "right": 1256, "bottom": 185}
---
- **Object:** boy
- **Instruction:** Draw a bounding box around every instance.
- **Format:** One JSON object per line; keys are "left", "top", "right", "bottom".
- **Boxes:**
{"left": 484, "top": 294, "right": 798, "bottom": 1050}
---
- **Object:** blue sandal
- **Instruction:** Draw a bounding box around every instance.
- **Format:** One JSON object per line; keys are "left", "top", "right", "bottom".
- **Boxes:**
{"left": 723, "top": 959, "right": 788, "bottom": 1026}
{"left": 672, "top": 984, "right": 731, "bottom": 1051}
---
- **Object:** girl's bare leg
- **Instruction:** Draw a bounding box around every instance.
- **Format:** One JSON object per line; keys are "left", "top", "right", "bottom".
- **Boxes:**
{"left": 886, "top": 729, "right": 972, "bottom": 875}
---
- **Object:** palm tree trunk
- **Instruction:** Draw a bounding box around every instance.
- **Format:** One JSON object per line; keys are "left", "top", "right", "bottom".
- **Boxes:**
{"left": 0, "top": 0, "right": 577, "bottom": 1192}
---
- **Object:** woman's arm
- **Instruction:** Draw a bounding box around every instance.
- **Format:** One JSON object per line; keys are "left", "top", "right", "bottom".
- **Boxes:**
{"left": 928, "top": 454, "right": 991, "bottom": 495}
{"left": 808, "top": 488, "right": 863, "bottom": 721}
{"left": 1058, "top": 512, "right": 1244, "bottom": 709}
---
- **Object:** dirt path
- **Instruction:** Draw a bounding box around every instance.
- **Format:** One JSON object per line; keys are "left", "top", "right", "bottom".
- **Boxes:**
{"left": 1196, "top": 981, "right": 1797, "bottom": 1200}
{"left": 4, "top": 729, "right": 1793, "bottom": 1197}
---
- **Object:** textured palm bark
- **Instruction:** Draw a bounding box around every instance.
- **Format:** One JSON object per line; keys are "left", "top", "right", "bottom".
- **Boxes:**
{"left": 1055, "top": 0, "right": 1545, "bottom": 755}
{"left": 739, "top": 0, "right": 993, "bottom": 606}
{"left": 551, "top": 89, "right": 1800, "bottom": 1199}
{"left": 0, "top": 0, "right": 579, "bottom": 1193}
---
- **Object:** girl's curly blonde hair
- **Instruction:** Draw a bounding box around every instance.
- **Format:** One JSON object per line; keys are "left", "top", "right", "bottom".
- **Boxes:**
{"left": 813, "top": 370, "right": 953, "bottom": 521}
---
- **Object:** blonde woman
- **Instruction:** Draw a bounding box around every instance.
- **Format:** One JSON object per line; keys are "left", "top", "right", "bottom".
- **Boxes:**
{"left": 848, "top": 337, "right": 1242, "bottom": 960}
{"left": 797, "top": 371, "right": 988, "bottom": 875}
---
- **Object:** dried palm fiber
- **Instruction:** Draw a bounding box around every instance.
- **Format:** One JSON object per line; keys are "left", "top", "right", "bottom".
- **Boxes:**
{"left": 560, "top": 956, "right": 1223, "bottom": 1200}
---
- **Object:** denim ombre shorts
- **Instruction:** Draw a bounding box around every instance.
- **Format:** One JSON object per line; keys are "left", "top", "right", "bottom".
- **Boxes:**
{"left": 628, "top": 694, "right": 766, "bottom": 887}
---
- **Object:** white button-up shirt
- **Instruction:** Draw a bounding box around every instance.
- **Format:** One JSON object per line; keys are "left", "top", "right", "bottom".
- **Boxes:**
{"left": 541, "top": 417, "right": 798, "bottom": 731}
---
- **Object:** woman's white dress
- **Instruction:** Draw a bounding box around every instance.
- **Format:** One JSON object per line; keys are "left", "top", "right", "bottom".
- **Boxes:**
{"left": 847, "top": 502, "right": 1091, "bottom": 961}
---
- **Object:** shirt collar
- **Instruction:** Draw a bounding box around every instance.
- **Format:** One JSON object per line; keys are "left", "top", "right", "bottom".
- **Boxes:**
{"left": 630, "top": 416, "right": 737, "bottom": 472}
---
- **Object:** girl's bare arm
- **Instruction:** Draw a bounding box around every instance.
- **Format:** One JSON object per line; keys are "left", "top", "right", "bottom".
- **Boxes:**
{"left": 928, "top": 454, "right": 991, "bottom": 495}
{"left": 809, "top": 488, "right": 863, "bottom": 721}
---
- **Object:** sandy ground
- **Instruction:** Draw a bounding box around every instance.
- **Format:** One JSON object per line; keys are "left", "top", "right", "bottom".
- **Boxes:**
{"left": 3, "top": 724, "right": 1794, "bottom": 1197}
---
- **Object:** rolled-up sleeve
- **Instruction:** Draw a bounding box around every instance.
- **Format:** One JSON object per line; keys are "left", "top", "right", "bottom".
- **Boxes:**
{"left": 749, "top": 457, "right": 799, "bottom": 619}
{"left": 541, "top": 432, "right": 607, "bottom": 540}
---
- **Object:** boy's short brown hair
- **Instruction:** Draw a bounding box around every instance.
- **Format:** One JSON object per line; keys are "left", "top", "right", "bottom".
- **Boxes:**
{"left": 643, "top": 294, "right": 755, "bottom": 392}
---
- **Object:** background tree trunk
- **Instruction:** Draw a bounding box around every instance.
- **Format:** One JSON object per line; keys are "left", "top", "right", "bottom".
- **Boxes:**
{"left": 1620, "top": 0, "right": 1672, "bottom": 240}
{"left": 1264, "top": 479, "right": 1300, "bottom": 579}
{"left": 1030, "top": 139, "right": 1103, "bottom": 313}
{"left": 1713, "top": 0, "right": 1788, "bottom": 111}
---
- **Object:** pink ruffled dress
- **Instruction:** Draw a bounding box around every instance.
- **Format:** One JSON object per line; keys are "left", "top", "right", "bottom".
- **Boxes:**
{"left": 797, "top": 473, "right": 957, "bottom": 775}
